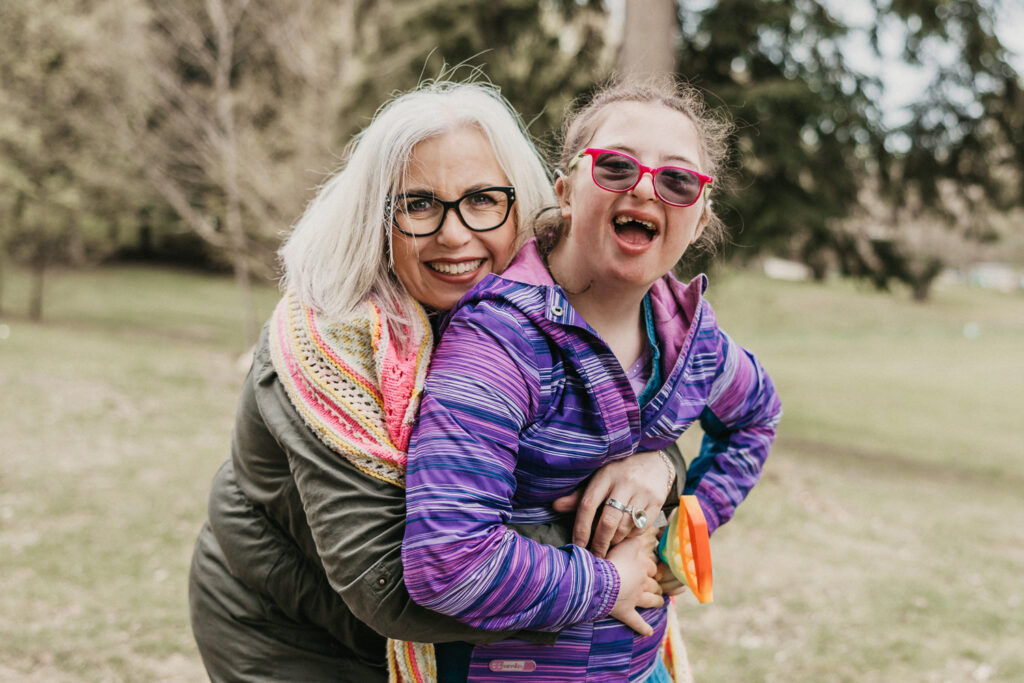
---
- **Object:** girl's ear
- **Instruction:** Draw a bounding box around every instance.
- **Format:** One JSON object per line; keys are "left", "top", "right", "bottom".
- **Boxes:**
{"left": 555, "top": 174, "right": 572, "bottom": 219}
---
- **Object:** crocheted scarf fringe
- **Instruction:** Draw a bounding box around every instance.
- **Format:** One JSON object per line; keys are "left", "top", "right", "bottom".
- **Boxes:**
{"left": 388, "top": 639, "right": 437, "bottom": 683}
{"left": 268, "top": 291, "right": 438, "bottom": 681}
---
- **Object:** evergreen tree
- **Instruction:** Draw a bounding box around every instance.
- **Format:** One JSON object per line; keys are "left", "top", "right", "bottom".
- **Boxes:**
{"left": 672, "top": 0, "right": 1021, "bottom": 297}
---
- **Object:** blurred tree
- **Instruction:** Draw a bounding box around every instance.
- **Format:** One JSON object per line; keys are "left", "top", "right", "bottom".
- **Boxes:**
{"left": 349, "top": 0, "right": 611, "bottom": 150}
{"left": 79, "top": 0, "right": 613, "bottom": 342}
{"left": 85, "top": 0, "right": 374, "bottom": 343}
{"left": 0, "top": 0, "right": 146, "bottom": 319}
{"left": 665, "top": 0, "right": 1021, "bottom": 299}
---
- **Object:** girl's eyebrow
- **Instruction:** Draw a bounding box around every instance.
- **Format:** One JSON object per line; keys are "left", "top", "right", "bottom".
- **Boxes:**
{"left": 603, "top": 143, "right": 698, "bottom": 168}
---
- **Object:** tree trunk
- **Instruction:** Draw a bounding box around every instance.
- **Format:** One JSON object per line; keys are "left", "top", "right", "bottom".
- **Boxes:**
{"left": 209, "top": 0, "right": 259, "bottom": 346}
{"left": 910, "top": 259, "right": 943, "bottom": 302}
{"left": 0, "top": 249, "right": 5, "bottom": 316}
{"left": 618, "top": 0, "right": 678, "bottom": 79}
{"left": 29, "top": 246, "right": 45, "bottom": 321}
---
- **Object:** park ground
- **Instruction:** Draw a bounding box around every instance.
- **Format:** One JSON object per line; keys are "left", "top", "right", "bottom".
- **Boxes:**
{"left": 0, "top": 265, "right": 1022, "bottom": 682}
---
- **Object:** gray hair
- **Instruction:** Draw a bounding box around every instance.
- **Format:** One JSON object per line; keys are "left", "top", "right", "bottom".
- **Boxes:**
{"left": 280, "top": 80, "right": 554, "bottom": 327}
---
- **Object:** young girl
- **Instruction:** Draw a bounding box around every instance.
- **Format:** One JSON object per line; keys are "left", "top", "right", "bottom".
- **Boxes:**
{"left": 402, "top": 81, "right": 782, "bottom": 682}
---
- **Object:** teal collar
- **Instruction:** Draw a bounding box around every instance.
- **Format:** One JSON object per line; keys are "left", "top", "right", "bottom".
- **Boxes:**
{"left": 636, "top": 293, "right": 662, "bottom": 406}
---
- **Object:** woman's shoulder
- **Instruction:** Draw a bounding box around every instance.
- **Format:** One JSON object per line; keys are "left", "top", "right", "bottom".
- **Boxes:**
{"left": 266, "top": 291, "right": 432, "bottom": 486}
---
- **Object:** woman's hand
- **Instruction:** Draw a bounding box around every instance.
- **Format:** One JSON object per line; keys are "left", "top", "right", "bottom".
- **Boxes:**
{"left": 552, "top": 449, "right": 675, "bottom": 558}
{"left": 606, "top": 531, "right": 662, "bottom": 636}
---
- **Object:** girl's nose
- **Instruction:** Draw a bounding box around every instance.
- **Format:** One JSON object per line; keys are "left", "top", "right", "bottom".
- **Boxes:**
{"left": 631, "top": 170, "right": 658, "bottom": 201}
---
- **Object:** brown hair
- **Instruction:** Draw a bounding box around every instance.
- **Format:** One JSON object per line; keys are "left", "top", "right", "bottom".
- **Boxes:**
{"left": 535, "top": 77, "right": 733, "bottom": 260}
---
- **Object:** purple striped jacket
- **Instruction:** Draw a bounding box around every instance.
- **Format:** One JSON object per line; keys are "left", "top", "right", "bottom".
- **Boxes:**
{"left": 403, "top": 240, "right": 781, "bottom": 681}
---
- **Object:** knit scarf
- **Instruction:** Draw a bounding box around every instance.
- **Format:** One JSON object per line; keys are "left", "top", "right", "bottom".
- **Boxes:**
{"left": 268, "top": 290, "right": 437, "bottom": 682}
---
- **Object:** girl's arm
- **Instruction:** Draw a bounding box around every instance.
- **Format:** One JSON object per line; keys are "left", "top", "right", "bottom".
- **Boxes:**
{"left": 402, "top": 304, "right": 624, "bottom": 633}
{"left": 686, "top": 328, "right": 782, "bottom": 534}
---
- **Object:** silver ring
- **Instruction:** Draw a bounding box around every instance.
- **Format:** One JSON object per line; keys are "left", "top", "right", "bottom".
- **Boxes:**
{"left": 606, "top": 497, "right": 630, "bottom": 513}
{"left": 631, "top": 508, "right": 649, "bottom": 530}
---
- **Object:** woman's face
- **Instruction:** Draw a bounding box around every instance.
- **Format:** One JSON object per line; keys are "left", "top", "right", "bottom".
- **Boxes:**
{"left": 555, "top": 101, "right": 708, "bottom": 293}
{"left": 392, "top": 126, "right": 517, "bottom": 311}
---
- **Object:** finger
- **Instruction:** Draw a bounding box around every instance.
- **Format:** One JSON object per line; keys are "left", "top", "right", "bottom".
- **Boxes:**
{"left": 589, "top": 506, "right": 622, "bottom": 558}
{"left": 573, "top": 475, "right": 610, "bottom": 548}
{"left": 551, "top": 489, "right": 581, "bottom": 514}
{"left": 637, "top": 589, "right": 666, "bottom": 609}
{"left": 618, "top": 609, "right": 654, "bottom": 637}
{"left": 664, "top": 583, "right": 690, "bottom": 597}
{"left": 641, "top": 528, "right": 659, "bottom": 553}
{"left": 610, "top": 509, "right": 635, "bottom": 546}
{"left": 657, "top": 573, "right": 684, "bottom": 593}
{"left": 573, "top": 483, "right": 610, "bottom": 548}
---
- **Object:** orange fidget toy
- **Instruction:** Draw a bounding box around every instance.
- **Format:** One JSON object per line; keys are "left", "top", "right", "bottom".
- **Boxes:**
{"left": 657, "top": 495, "right": 713, "bottom": 603}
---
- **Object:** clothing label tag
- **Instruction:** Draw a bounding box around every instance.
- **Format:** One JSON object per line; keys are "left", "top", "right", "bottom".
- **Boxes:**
{"left": 488, "top": 659, "right": 538, "bottom": 673}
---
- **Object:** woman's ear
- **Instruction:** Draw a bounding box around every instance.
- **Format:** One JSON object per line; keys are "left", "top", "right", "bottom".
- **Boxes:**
{"left": 555, "top": 174, "right": 572, "bottom": 219}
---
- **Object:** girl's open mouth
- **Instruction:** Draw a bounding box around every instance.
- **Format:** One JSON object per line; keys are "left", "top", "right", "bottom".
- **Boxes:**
{"left": 613, "top": 215, "right": 658, "bottom": 245}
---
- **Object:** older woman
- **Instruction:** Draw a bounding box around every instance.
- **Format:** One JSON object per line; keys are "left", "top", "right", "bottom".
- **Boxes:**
{"left": 188, "top": 81, "right": 686, "bottom": 682}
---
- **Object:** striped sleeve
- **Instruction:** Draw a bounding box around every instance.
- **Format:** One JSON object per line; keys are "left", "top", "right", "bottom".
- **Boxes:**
{"left": 684, "top": 327, "right": 782, "bottom": 534}
{"left": 402, "top": 302, "right": 618, "bottom": 632}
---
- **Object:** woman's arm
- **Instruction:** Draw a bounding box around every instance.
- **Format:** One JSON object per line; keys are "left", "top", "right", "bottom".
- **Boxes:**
{"left": 213, "top": 337, "right": 666, "bottom": 645}
{"left": 241, "top": 339, "right": 561, "bottom": 646}
{"left": 206, "top": 458, "right": 380, "bottom": 647}
{"left": 686, "top": 329, "right": 782, "bottom": 534}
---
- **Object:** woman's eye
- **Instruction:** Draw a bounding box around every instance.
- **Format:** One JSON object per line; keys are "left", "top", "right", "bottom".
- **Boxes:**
{"left": 402, "top": 197, "right": 436, "bottom": 214}
{"left": 465, "top": 192, "right": 498, "bottom": 208}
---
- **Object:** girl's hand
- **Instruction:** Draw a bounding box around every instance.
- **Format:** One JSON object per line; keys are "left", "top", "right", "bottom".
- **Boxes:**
{"left": 654, "top": 561, "right": 689, "bottom": 597}
{"left": 552, "top": 449, "right": 675, "bottom": 558}
{"left": 606, "top": 531, "right": 662, "bottom": 635}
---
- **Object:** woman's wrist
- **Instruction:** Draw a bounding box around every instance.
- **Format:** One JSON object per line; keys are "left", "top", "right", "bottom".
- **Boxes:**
{"left": 657, "top": 449, "right": 676, "bottom": 498}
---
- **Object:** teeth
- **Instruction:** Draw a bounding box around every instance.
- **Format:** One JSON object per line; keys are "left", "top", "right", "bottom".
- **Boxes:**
{"left": 614, "top": 215, "right": 656, "bottom": 231}
{"left": 428, "top": 259, "right": 484, "bottom": 275}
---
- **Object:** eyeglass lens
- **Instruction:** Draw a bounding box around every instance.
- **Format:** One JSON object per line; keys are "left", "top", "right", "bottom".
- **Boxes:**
{"left": 392, "top": 188, "right": 512, "bottom": 236}
{"left": 591, "top": 151, "right": 705, "bottom": 207}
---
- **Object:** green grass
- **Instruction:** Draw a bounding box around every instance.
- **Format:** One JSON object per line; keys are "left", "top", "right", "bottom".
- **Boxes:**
{"left": 676, "top": 271, "right": 1024, "bottom": 682}
{"left": 0, "top": 265, "right": 279, "bottom": 681}
{"left": 2, "top": 265, "right": 1022, "bottom": 681}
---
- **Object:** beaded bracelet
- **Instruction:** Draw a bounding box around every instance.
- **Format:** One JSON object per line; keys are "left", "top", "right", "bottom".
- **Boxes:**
{"left": 657, "top": 449, "right": 676, "bottom": 495}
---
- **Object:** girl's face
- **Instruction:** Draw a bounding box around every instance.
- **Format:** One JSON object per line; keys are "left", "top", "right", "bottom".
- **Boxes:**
{"left": 555, "top": 101, "right": 709, "bottom": 293}
{"left": 392, "top": 126, "right": 518, "bottom": 311}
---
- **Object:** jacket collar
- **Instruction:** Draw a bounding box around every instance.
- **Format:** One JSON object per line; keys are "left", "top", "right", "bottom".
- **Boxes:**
{"left": 499, "top": 238, "right": 708, "bottom": 373}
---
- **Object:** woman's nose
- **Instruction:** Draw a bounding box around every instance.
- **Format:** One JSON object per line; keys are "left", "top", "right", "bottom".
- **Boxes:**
{"left": 434, "top": 208, "right": 473, "bottom": 248}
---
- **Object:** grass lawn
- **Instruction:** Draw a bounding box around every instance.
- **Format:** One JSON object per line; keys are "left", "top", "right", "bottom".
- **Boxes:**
{"left": 1, "top": 264, "right": 1022, "bottom": 681}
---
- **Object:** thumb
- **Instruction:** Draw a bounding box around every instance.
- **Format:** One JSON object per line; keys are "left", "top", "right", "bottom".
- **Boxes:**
{"left": 551, "top": 489, "right": 581, "bottom": 513}
{"left": 619, "top": 609, "right": 654, "bottom": 637}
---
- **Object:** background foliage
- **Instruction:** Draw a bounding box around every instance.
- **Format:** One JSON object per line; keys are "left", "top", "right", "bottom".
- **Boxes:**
{"left": 1, "top": 0, "right": 1021, "bottom": 330}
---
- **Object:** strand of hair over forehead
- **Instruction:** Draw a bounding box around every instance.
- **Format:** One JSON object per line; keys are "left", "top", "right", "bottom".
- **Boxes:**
{"left": 279, "top": 78, "right": 554, "bottom": 330}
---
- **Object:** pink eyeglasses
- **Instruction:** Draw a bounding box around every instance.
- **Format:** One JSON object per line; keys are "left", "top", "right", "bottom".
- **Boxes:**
{"left": 569, "top": 148, "right": 713, "bottom": 207}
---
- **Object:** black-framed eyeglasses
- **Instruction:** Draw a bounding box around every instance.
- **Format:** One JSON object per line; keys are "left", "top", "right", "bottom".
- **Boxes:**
{"left": 387, "top": 186, "right": 516, "bottom": 237}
